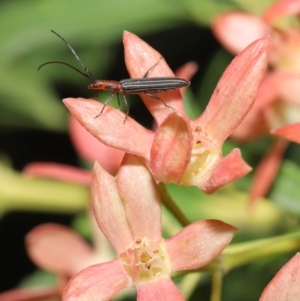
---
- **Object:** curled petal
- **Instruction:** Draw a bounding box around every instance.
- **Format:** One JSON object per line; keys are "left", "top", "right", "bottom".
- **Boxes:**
{"left": 116, "top": 154, "right": 162, "bottom": 242}
{"left": 24, "top": 162, "right": 92, "bottom": 185}
{"left": 259, "top": 253, "right": 300, "bottom": 301}
{"left": 137, "top": 276, "right": 184, "bottom": 301}
{"left": 197, "top": 37, "right": 271, "bottom": 147}
{"left": 26, "top": 224, "right": 93, "bottom": 276}
{"left": 123, "top": 31, "right": 185, "bottom": 124}
{"left": 150, "top": 112, "right": 192, "bottom": 183}
{"left": 92, "top": 161, "right": 133, "bottom": 253}
{"left": 70, "top": 115, "right": 124, "bottom": 175}
{"left": 263, "top": 0, "right": 300, "bottom": 24}
{"left": 64, "top": 98, "right": 154, "bottom": 161}
{"left": 63, "top": 260, "right": 131, "bottom": 301}
{"left": 272, "top": 123, "right": 300, "bottom": 143}
{"left": 166, "top": 220, "right": 237, "bottom": 272}
{"left": 212, "top": 12, "right": 270, "bottom": 55}
{"left": 202, "top": 149, "right": 252, "bottom": 194}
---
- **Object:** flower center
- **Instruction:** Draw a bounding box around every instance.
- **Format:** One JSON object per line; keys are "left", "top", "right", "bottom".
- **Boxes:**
{"left": 119, "top": 238, "right": 170, "bottom": 284}
{"left": 180, "top": 126, "right": 220, "bottom": 186}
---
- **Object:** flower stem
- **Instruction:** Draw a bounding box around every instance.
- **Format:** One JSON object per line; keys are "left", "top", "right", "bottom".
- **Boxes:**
{"left": 158, "top": 182, "right": 191, "bottom": 227}
{"left": 201, "top": 231, "right": 300, "bottom": 273}
{"left": 211, "top": 270, "right": 223, "bottom": 301}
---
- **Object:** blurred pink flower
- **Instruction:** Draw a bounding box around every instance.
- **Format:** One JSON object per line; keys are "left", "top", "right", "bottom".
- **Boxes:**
{"left": 212, "top": 0, "right": 300, "bottom": 200}
{"left": 260, "top": 253, "right": 300, "bottom": 301}
{"left": 63, "top": 154, "right": 237, "bottom": 300}
{"left": 64, "top": 31, "right": 270, "bottom": 193}
{"left": 0, "top": 215, "right": 114, "bottom": 301}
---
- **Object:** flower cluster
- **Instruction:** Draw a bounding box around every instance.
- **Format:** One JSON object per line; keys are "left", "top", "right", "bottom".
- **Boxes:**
{"left": 212, "top": 0, "right": 300, "bottom": 200}
{"left": 4, "top": 16, "right": 300, "bottom": 301}
{"left": 56, "top": 31, "right": 272, "bottom": 300}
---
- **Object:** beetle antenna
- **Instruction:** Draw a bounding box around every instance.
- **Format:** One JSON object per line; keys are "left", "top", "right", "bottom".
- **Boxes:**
{"left": 50, "top": 30, "right": 96, "bottom": 81}
{"left": 38, "top": 61, "right": 95, "bottom": 81}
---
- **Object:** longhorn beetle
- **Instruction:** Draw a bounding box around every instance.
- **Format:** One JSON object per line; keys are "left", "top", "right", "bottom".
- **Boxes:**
{"left": 38, "top": 30, "right": 190, "bottom": 123}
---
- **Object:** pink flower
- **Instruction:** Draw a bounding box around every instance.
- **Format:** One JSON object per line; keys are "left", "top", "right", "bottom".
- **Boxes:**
{"left": 64, "top": 31, "right": 270, "bottom": 193}
{"left": 0, "top": 218, "right": 115, "bottom": 301}
{"left": 260, "top": 253, "right": 300, "bottom": 301}
{"left": 212, "top": 0, "right": 300, "bottom": 68}
{"left": 26, "top": 222, "right": 112, "bottom": 280}
{"left": 212, "top": 0, "right": 300, "bottom": 142}
{"left": 212, "top": 0, "right": 300, "bottom": 200}
{"left": 62, "top": 154, "right": 237, "bottom": 300}
{"left": 23, "top": 62, "right": 197, "bottom": 184}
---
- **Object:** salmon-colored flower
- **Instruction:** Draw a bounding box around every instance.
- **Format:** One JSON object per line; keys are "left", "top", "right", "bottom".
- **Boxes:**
{"left": 212, "top": 0, "right": 300, "bottom": 200}
{"left": 63, "top": 154, "right": 237, "bottom": 301}
{"left": 212, "top": 0, "right": 300, "bottom": 142}
{"left": 0, "top": 217, "right": 115, "bottom": 301}
{"left": 64, "top": 31, "right": 270, "bottom": 193}
{"left": 23, "top": 63, "right": 197, "bottom": 184}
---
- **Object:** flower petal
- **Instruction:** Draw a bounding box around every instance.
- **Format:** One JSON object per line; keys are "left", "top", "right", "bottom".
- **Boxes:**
{"left": 250, "top": 140, "right": 288, "bottom": 201}
{"left": 150, "top": 112, "right": 192, "bottom": 183}
{"left": 137, "top": 276, "right": 184, "bottom": 301}
{"left": 92, "top": 161, "right": 133, "bottom": 254}
{"left": 259, "top": 253, "right": 300, "bottom": 301}
{"left": 63, "top": 260, "right": 131, "bottom": 301}
{"left": 201, "top": 149, "right": 252, "bottom": 194}
{"left": 0, "top": 287, "right": 60, "bottom": 301}
{"left": 64, "top": 98, "right": 154, "bottom": 160}
{"left": 272, "top": 123, "right": 300, "bottom": 143}
{"left": 123, "top": 31, "right": 185, "bottom": 125}
{"left": 23, "top": 162, "right": 92, "bottom": 185}
{"left": 26, "top": 224, "right": 93, "bottom": 276}
{"left": 174, "top": 62, "right": 198, "bottom": 81}
{"left": 212, "top": 12, "right": 269, "bottom": 55}
{"left": 116, "top": 154, "right": 162, "bottom": 241}
{"left": 196, "top": 36, "right": 271, "bottom": 147}
{"left": 69, "top": 115, "right": 124, "bottom": 175}
{"left": 263, "top": 0, "right": 300, "bottom": 24}
{"left": 166, "top": 220, "right": 237, "bottom": 272}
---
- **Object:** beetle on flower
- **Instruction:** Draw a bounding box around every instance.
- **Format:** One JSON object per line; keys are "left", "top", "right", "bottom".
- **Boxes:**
{"left": 64, "top": 31, "right": 270, "bottom": 193}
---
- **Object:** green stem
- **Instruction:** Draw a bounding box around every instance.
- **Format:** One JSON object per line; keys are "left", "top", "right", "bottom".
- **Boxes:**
{"left": 211, "top": 270, "right": 223, "bottom": 301}
{"left": 158, "top": 182, "right": 191, "bottom": 227}
{"left": 201, "top": 231, "right": 300, "bottom": 273}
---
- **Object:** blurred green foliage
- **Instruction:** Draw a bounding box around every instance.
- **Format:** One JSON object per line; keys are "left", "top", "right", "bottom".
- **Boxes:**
{"left": 0, "top": 0, "right": 272, "bottom": 131}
